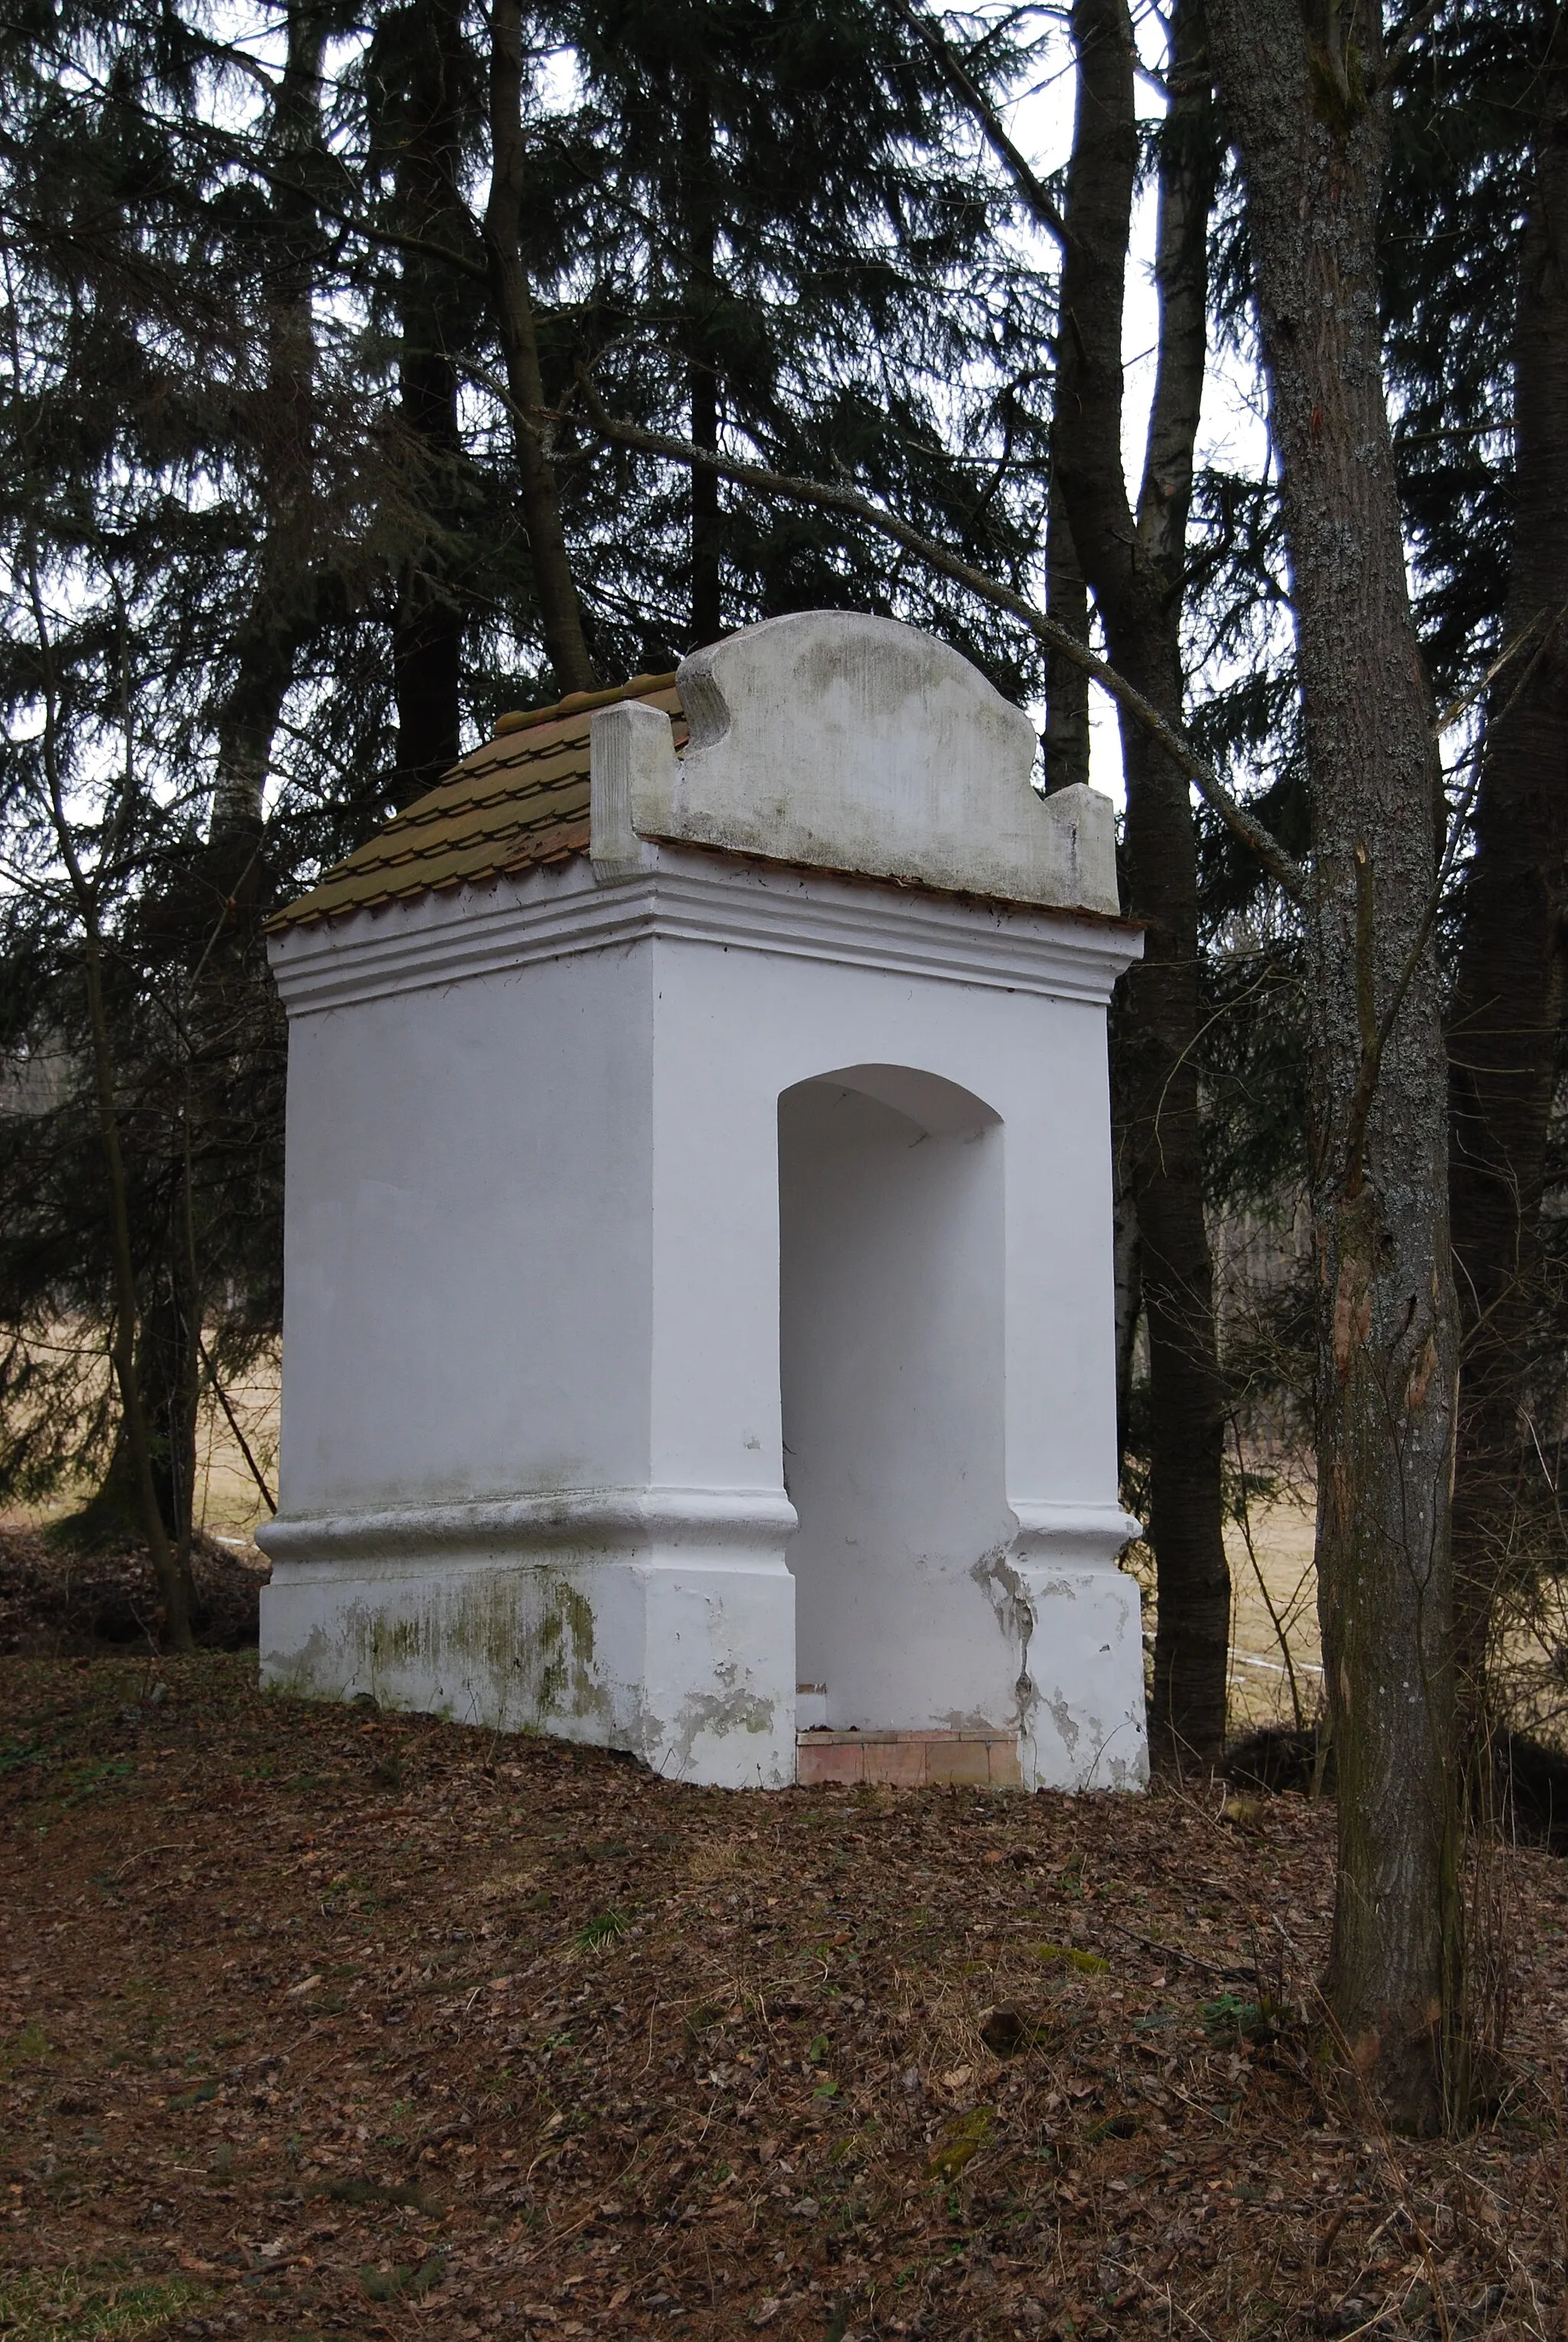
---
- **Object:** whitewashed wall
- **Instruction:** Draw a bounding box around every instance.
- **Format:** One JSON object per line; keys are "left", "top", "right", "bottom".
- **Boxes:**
{"left": 260, "top": 614, "right": 1146, "bottom": 1790}
{"left": 781, "top": 1076, "right": 1012, "bottom": 1730}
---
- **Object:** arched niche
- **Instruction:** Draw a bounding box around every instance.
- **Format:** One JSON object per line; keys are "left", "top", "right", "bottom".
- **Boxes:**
{"left": 778, "top": 1064, "right": 1015, "bottom": 1733}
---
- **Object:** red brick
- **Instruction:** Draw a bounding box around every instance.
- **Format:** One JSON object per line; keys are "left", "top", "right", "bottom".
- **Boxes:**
{"left": 924, "top": 1738, "right": 991, "bottom": 1785}
{"left": 863, "top": 1738, "right": 927, "bottom": 1786}
{"left": 796, "top": 1739, "right": 865, "bottom": 1786}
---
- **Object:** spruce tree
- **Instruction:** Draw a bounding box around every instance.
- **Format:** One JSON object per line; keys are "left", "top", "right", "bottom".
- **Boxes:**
{"left": 547, "top": 0, "right": 1057, "bottom": 694}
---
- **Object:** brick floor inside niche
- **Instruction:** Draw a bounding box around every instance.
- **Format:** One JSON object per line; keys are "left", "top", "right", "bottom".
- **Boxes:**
{"left": 795, "top": 1726, "right": 1021, "bottom": 1788}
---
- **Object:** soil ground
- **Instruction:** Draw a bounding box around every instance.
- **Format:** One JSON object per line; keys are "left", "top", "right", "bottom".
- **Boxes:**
{"left": 6, "top": 1654, "right": 1568, "bottom": 2342}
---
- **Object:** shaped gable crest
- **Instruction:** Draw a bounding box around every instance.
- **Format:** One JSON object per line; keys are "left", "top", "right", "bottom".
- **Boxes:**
{"left": 590, "top": 610, "right": 1119, "bottom": 913}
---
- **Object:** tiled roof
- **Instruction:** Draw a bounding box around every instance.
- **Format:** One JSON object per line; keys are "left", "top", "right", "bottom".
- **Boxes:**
{"left": 266, "top": 672, "right": 683, "bottom": 932}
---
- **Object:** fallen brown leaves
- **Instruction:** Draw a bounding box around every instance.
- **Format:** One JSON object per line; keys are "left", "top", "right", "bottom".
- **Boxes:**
{"left": 4, "top": 1655, "right": 1568, "bottom": 2342}
{"left": 0, "top": 1529, "right": 266, "bottom": 1656}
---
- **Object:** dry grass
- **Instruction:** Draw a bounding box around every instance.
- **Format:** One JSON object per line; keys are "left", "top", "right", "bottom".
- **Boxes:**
{"left": 1223, "top": 1486, "right": 1322, "bottom": 1734}
{"left": 0, "top": 1338, "right": 278, "bottom": 1549}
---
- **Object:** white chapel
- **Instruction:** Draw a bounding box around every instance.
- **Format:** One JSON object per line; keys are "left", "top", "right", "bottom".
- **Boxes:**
{"left": 257, "top": 610, "right": 1147, "bottom": 1792}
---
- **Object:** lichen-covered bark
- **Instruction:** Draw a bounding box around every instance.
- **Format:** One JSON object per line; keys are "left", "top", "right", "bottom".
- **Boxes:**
{"left": 1055, "top": 0, "right": 1230, "bottom": 1769}
{"left": 1449, "top": 15, "right": 1568, "bottom": 1728}
{"left": 1043, "top": 479, "right": 1091, "bottom": 793}
{"left": 1204, "top": 0, "right": 1461, "bottom": 2131}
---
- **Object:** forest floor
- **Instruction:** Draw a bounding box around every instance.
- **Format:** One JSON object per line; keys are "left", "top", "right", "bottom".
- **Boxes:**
{"left": 6, "top": 1656, "right": 1568, "bottom": 2342}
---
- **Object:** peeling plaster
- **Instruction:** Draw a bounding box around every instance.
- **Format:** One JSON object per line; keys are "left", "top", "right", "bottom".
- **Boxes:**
{"left": 1046, "top": 1693, "right": 1083, "bottom": 1759}
{"left": 971, "top": 1542, "right": 1040, "bottom": 1747}
{"left": 660, "top": 1684, "right": 779, "bottom": 1783}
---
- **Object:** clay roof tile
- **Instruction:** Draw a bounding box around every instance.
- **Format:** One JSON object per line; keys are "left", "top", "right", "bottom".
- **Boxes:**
{"left": 266, "top": 671, "right": 682, "bottom": 933}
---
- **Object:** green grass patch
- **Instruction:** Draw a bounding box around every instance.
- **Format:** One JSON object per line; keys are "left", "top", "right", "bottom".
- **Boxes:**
{"left": 925, "top": 2105, "right": 997, "bottom": 2180}
{"left": 5, "top": 2020, "right": 50, "bottom": 2069}
{"left": 318, "top": 2175, "right": 439, "bottom": 2213}
{"left": 358, "top": 2252, "right": 446, "bottom": 2301}
{"left": 167, "top": 2079, "right": 218, "bottom": 2108}
{"left": 61, "top": 1759, "right": 136, "bottom": 1805}
{"left": 0, "top": 2268, "right": 203, "bottom": 2340}
{"left": 574, "top": 1909, "right": 627, "bottom": 1949}
{"left": 1030, "top": 1942, "right": 1109, "bottom": 1975}
{"left": 1200, "top": 1992, "right": 1284, "bottom": 2046}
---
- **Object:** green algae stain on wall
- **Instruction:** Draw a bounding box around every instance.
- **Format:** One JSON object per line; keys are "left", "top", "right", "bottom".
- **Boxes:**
{"left": 262, "top": 1564, "right": 613, "bottom": 1735}
{"left": 511, "top": 1575, "right": 603, "bottom": 1721}
{"left": 381, "top": 1564, "right": 610, "bottom": 1727}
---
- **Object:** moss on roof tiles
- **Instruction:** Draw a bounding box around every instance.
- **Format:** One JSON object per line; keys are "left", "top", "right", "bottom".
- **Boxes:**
{"left": 266, "top": 671, "right": 682, "bottom": 933}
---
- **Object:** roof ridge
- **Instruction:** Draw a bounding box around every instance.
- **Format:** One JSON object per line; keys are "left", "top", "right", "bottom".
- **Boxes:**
{"left": 491, "top": 670, "right": 679, "bottom": 738}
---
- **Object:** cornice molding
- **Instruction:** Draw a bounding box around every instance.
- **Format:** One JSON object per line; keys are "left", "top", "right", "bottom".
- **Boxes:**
{"left": 267, "top": 846, "right": 1142, "bottom": 1017}
{"left": 258, "top": 1485, "right": 1138, "bottom": 1579}
{"left": 258, "top": 1483, "right": 801, "bottom": 1573}
{"left": 1008, "top": 1499, "right": 1144, "bottom": 1573}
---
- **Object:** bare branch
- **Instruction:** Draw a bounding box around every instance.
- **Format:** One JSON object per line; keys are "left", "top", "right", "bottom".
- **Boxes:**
{"left": 567, "top": 377, "right": 1309, "bottom": 899}
{"left": 1380, "top": 0, "right": 1446, "bottom": 84}
{"left": 1432, "top": 607, "right": 1550, "bottom": 740}
{"left": 485, "top": 0, "right": 596, "bottom": 691}
{"left": 197, "top": 1334, "right": 276, "bottom": 1515}
{"left": 890, "top": 0, "right": 1072, "bottom": 248}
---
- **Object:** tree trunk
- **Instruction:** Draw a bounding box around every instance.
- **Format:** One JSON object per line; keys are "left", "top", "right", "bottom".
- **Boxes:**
{"left": 70, "top": 897, "right": 194, "bottom": 1648}
{"left": 1056, "top": 0, "right": 1230, "bottom": 1769}
{"left": 484, "top": 0, "right": 596, "bottom": 698}
{"left": 213, "top": 654, "right": 288, "bottom": 861}
{"left": 394, "top": 589, "right": 461, "bottom": 805}
{"left": 389, "top": 0, "right": 465, "bottom": 807}
{"left": 1205, "top": 0, "right": 1461, "bottom": 2132}
{"left": 1448, "top": 5, "right": 1568, "bottom": 1728}
{"left": 1043, "top": 480, "right": 1090, "bottom": 793}
{"left": 90, "top": 968, "right": 193, "bottom": 1645}
{"left": 109, "top": 1270, "right": 201, "bottom": 1569}
{"left": 81, "top": 1296, "right": 200, "bottom": 1558}
{"left": 211, "top": 0, "right": 325, "bottom": 845}
{"left": 681, "top": 89, "right": 723, "bottom": 647}
{"left": 129, "top": 0, "right": 327, "bottom": 1585}
{"left": 25, "top": 505, "right": 192, "bottom": 1645}
{"left": 688, "top": 329, "right": 721, "bottom": 648}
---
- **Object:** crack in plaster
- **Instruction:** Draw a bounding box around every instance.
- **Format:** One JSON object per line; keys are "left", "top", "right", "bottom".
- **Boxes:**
{"left": 970, "top": 1542, "right": 1040, "bottom": 1745}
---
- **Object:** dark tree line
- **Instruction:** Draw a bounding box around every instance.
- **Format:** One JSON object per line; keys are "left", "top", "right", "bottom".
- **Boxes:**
{"left": 2, "top": 0, "right": 1566, "bottom": 2129}
{"left": 0, "top": 0, "right": 1050, "bottom": 1602}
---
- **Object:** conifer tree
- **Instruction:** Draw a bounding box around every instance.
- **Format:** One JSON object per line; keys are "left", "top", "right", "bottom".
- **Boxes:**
{"left": 552, "top": 0, "right": 1057, "bottom": 687}
{"left": 1206, "top": 0, "right": 1461, "bottom": 2131}
{"left": 1383, "top": 2, "right": 1568, "bottom": 1734}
